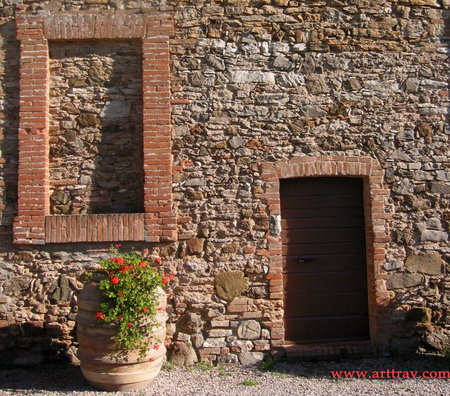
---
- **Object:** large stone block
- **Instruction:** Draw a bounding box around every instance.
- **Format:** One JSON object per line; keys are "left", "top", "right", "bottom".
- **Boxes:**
{"left": 228, "top": 71, "right": 275, "bottom": 84}
{"left": 178, "top": 312, "right": 204, "bottom": 334}
{"left": 229, "top": 136, "right": 244, "bottom": 149}
{"left": 237, "top": 320, "right": 261, "bottom": 340}
{"left": 392, "top": 179, "right": 415, "bottom": 195}
{"left": 420, "top": 230, "right": 448, "bottom": 243}
{"left": 205, "top": 54, "right": 225, "bottom": 71}
{"left": 49, "top": 275, "right": 72, "bottom": 303}
{"left": 170, "top": 342, "right": 198, "bottom": 366}
{"left": 424, "top": 329, "right": 450, "bottom": 351}
{"left": 238, "top": 351, "right": 264, "bottom": 366}
{"left": 386, "top": 273, "right": 422, "bottom": 290}
{"left": 187, "top": 238, "right": 205, "bottom": 255}
{"left": 408, "top": 0, "right": 439, "bottom": 6}
{"left": 383, "top": 260, "right": 403, "bottom": 271}
{"left": 217, "top": 353, "right": 239, "bottom": 364}
{"left": 203, "top": 337, "right": 226, "bottom": 348}
{"left": 430, "top": 183, "right": 450, "bottom": 194}
{"left": 272, "top": 55, "right": 293, "bottom": 71}
{"left": 306, "top": 75, "right": 330, "bottom": 94}
{"left": 404, "top": 252, "right": 443, "bottom": 275}
{"left": 277, "top": 72, "right": 305, "bottom": 87}
{"left": 184, "top": 258, "right": 209, "bottom": 272}
{"left": 215, "top": 271, "right": 249, "bottom": 302}
{"left": 77, "top": 113, "right": 100, "bottom": 127}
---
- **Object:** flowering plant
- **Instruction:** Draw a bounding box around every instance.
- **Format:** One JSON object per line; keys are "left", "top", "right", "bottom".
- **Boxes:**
{"left": 86, "top": 245, "right": 172, "bottom": 361}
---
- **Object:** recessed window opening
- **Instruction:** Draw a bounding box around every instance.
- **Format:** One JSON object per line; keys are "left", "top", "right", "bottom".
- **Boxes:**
{"left": 49, "top": 40, "right": 144, "bottom": 215}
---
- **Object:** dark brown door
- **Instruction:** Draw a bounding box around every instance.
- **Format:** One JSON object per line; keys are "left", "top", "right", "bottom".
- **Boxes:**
{"left": 280, "top": 177, "right": 370, "bottom": 344}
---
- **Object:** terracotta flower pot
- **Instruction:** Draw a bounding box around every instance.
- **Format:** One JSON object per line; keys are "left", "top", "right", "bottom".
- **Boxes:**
{"left": 76, "top": 282, "right": 168, "bottom": 392}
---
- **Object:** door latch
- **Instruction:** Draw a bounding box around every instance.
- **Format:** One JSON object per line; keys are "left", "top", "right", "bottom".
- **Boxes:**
{"left": 296, "top": 258, "right": 315, "bottom": 263}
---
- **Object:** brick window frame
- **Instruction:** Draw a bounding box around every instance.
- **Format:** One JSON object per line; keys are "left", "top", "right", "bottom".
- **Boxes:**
{"left": 13, "top": 9, "right": 176, "bottom": 244}
{"left": 259, "top": 156, "right": 395, "bottom": 355}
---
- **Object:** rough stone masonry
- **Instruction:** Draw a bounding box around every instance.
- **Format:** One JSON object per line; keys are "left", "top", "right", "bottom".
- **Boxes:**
{"left": 1, "top": 0, "right": 450, "bottom": 367}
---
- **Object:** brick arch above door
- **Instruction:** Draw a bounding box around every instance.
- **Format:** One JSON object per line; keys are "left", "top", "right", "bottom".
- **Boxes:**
{"left": 258, "top": 156, "right": 395, "bottom": 355}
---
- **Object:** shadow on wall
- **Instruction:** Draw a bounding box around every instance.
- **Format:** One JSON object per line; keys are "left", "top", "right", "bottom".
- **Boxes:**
{"left": 0, "top": 241, "right": 165, "bottom": 369}
{"left": 385, "top": 11, "right": 450, "bottom": 357}
{"left": 0, "top": 266, "right": 80, "bottom": 369}
{"left": 0, "top": 21, "right": 19, "bottom": 247}
{"left": 48, "top": 40, "right": 144, "bottom": 216}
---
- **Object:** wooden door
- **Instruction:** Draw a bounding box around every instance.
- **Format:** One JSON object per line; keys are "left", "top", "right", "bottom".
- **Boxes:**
{"left": 280, "top": 177, "right": 370, "bottom": 344}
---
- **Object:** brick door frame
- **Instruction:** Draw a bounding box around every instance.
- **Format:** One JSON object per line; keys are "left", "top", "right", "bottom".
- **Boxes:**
{"left": 13, "top": 8, "right": 177, "bottom": 244}
{"left": 260, "top": 156, "right": 395, "bottom": 355}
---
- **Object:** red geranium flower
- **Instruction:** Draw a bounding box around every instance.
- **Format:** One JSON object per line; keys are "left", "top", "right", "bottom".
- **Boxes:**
{"left": 162, "top": 277, "right": 168, "bottom": 284}
{"left": 170, "top": 274, "right": 175, "bottom": 280}
{"left": 143, "top": 249, "right": 148, "bottom": 254}
{"left": 139, "top": 261, "right": 146, "bottom": 267}
{"left": 127, "top": 323, "right": 132, "bottom": 328}
{"left": 120, "top": 266, "right": 127, "bottom": 273}
{"left": 119, "top": 314, "right": 123, "bottom": 319}
{"left": 155, "top": 257, "right": 161, "bottom": 264}
{"left": 149, "top": 358, "right": 154, "bottom": 362}
{"left": 154, "top": 345, "right": 160, "bottom": 350}
{"left": 92, "top": 284, "right": 96, "bottom": 287}
{"left": 143, "top": 307, "right": 148, "bottom": 312}
{"left": 115, "top": 244, "right": 121, "bottom": 248}
{"left": 116, "top": 257, "right": 124, "bottom": 265}
{"left": 118, "top": 292, "right": 122, "bottom": 297}
{"left": 110, "top": 258, "right": 116, "bottom": 262}
{"left": 96, "top": 312, "right": 102, "bottom": 319}
{"left": 111, "top": 277, "right": 119, "bottom": 285}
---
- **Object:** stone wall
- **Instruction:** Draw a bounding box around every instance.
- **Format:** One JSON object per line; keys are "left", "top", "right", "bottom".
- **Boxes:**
{"left": 1, "top": 0, "right": 450, "bottom": 367}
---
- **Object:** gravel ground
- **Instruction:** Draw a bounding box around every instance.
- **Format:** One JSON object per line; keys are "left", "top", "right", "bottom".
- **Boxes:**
{"left": 1, "top": 355, "right": 450, "bottom": 396}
